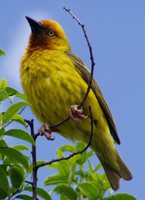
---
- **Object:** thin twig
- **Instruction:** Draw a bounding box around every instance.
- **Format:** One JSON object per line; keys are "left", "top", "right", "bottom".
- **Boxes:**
{"left": 25, "top": 119, "right": 38, "bottom": 200}
{"left": 49, "top": 115, "right": 70, "bottom": 129}
{"left": 36, "top": 106, "right": 93, "bottom": 169}
{"left": 25, "top": 180, "right": 33, "bottom": 186}
{"left": 63, "top": 7, "right": 95, "bottom": 108}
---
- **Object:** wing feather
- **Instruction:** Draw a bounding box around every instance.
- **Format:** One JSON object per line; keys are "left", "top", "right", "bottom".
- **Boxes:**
{"left": 69, "top": 53, "right": 120, "bottom": 144}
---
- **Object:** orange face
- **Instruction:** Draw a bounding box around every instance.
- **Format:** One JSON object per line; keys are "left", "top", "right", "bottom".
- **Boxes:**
{"left": 26, "top": 17, "right": 70, "bottom": 51}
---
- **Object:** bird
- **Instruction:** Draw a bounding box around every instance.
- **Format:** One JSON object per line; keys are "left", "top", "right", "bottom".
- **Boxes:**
{"left": 20, "top": 16, "right": 132, "bottom": 190}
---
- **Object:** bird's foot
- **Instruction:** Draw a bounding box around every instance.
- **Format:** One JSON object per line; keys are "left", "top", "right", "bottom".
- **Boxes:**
{"left": 70, "top": 105, "right": 88, "bottom": 123}
{"left": 38, "top": 123, "right": 55, "bottom": 140}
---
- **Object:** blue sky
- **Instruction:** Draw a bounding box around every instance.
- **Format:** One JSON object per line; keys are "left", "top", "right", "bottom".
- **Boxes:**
{"left": 0, "top": 0, "right": 145, "bottom": 199}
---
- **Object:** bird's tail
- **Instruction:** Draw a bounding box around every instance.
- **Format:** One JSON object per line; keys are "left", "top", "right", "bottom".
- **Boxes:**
{"left": 97, "top": 151, "right": 132, "bottom": 191}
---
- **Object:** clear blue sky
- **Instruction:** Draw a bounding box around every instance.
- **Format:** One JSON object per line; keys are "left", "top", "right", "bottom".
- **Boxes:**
{"left": 0, "top": 1, "right": 145, "bottom": 199}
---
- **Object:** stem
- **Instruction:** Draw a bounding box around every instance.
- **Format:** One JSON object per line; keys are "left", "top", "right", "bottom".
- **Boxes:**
{"left": 25, "top": 119, "right": 38, "bottom": 200}
{"left": 31, "top": 120, "right": 37, "bottom": 200}
{"left": 63, "top": 7, "right": 95, "bottom": 109}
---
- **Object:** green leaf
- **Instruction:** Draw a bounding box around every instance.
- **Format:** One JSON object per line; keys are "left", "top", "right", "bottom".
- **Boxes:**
{"left": 0, "top": 167, "right": 9, "bottom": 199}
{"left": 103, "top": 193, "right": 137, "bottom": 200}
{"left": 57, "top": 144, "right": 75, "bottom": 157}
{"left": 37, "top": 188, "right": 52, "bottom": 200}
{"left": 44, "top": 174, "right": 69, "bottom": 186}
{"left": 57, "top": 160, "right": 70, "bottom": 177}
{"left": 0, "top": 90, "right": 8, "bottom": 101}
{"left": 5, "top": 86, "right": 19, "bottom": 96}
{"left": 74, "top": 142, "right": 88, "bottom": 165}
{"left": 11, "top": 114, "right": 26, "bottom": 127}
{"left": 0, "top": 187, "right": 8, "bottom": 199}
{"left": 0, "top": 127, "right": 5, "bottom": 138}
{"left": 0, "top": 139, "right": 8, "bottom": 147}
{"left": 94, "top": 163, "right": 102, "bottom": 172}
{"left": 73, "top": 170, "right": 84, "bottom": 177}
{"left": 77, "top": 182, "right": 100, "bottom": 200}
{"left": 4, "top": 129, "right": 35, "bottom": 145}
{"left": 0, "top": 164, "right": 8, "bottom": 172}
{"left": 3, "top": 101, "right": 28, "bottom": 124}
{"left": 9, "top": 165, "right": 25, "bottom": 188}
{"left": 60, "top": 196, "right": 68, "bottom": 200}
{"left": 0, "top": 147, "right": 28, "bottom": 169}
{"left": 0, "top": 48, "right": 6, "bottom": 56}
{"left": 15, "top": 194, "right": 33, "bottom": 200}
{"left": 16, "top": 93, "right": 28, "bottom": 101}
{"left": 25, "top": 186, "right": 52, "bottom": 200}
{"left": 75, "top": 141, "right": 86, "bottom": 151}
{"left": 0, "top": 79, "right": 7, "bottom": 90}
{"left": 87, "top": 150, "right": 95, "bottom": 158}
{"left": 54, "top": 184, "right": 77, "bottom": 200}
{"left": 0, "top": 113, "right": 3, "bottom": 128}
{"left": 13, "top": 144, "right": 29, "bottom": 151}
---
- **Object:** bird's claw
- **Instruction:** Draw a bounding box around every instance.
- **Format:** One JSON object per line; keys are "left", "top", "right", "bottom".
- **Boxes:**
{"left": 70, "top": 105, "right": 88, "bottom": 123}
{"left": 38, "top": 123, "right": 55, "bottom": 140}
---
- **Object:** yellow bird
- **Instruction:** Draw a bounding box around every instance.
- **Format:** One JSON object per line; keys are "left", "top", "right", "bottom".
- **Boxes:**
{"left": 20, "top": 17, "right": 132, "bottom": 190}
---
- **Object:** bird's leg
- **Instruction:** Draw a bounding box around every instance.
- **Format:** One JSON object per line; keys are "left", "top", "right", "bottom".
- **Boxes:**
{"left": 70, "top": 105, "right": 88, "bottom": 123}
{"left": 38, "top": 123, "right": 55, "bottom": 140}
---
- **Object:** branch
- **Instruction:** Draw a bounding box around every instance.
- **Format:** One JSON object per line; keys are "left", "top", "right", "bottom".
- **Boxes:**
{"left": 36, "top": 106, "right": 93, "bottom": 169}
{"left": 25, "top": 119, "right": 38, "bottom": 200}
{"left": 63, "top": 7, "right": 95, "bottom": 109}
{"left": 25, "top": 180, "right": 33, "bottom": 186}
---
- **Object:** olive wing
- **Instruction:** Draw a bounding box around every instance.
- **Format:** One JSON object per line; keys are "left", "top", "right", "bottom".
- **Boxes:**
{"left": 69, "top": 53, "right": 120, "bottom": 144}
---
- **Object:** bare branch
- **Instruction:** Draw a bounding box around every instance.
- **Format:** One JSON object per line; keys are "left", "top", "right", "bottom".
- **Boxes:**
{"left": 36, "top": 106, "right": 93, "bottom": 169}
{"left": 25, "top": 180, "right": 33, "bottom": 186}
{"left": 63, "top": 7, "right": 95, "bottom": 108}
{"left": 25, "top": 119, "right": 38, "bottom": 200}
{"left": 49, "top": 115, "right": 70, "bottom": 129}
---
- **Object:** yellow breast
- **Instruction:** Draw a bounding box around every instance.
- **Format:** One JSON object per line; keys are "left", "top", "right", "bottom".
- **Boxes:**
{"left": 20, "top": 49, "right": 104, "bottom": 141}
{"left": 21, "top": 50, "right": 86, "bottom": 121}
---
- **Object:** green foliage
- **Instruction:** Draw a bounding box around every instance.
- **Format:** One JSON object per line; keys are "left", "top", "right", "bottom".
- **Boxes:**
{"left": 3, "top": 101, "right": 28, "bottom": 125}
{"left": 9, "top": 165, "right": 25, "bottom": 188}
{"left": 0, "top": 167, "right": 9, "bottom": 199}
{"left": 0, "top": 51, "right": 136, "bottom": 200}
{"left": 103, "top": 193, "right": 136, "bottom": 200}
{"left": 54, "top": 184, "right": 77, "bottom": 200}
{"left": 44, "top": 142, "right": 110, "bottom": 199}
{"left": 77, "top": 182, "right": 101, "bottom": 199}
{"left": 0, "top": 48, "right": 6, "bottom": 56}
{"left": 25, "top": 186, "right": 52, "bottom": 200}
{"left": 0, "top": 147, "right": 29, "bottom": 169}
{"left": 4, "top": 129, "right": 35, "bottom": 145}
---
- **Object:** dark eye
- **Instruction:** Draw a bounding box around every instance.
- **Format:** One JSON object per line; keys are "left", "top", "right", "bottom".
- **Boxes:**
{"left": 48, "top": 30, "right": 55, "bottom": 36}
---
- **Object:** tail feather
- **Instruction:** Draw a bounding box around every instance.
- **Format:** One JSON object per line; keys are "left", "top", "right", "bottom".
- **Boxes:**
{"left": 99, "top": 156, "right": 120, "bottom": 191}
{"left": 116, "top": 152, "right": 132, "bottom": 180}
{"left": 98, "top": 153, "right": 132, "bottom": 191}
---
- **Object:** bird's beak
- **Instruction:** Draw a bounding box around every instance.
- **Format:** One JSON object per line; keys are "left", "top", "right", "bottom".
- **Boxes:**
{"left": 26, "top": 16, "right": 43, "bottom": 34}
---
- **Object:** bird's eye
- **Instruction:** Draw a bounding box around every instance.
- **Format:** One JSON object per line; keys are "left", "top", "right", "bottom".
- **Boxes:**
{"left": 48, "top": 30, "right": 55, "bottom": 36}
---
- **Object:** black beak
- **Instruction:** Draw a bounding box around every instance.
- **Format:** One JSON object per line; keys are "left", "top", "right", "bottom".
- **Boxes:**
{"left": 26, "top": 16, "right": 42, "bottom": 33}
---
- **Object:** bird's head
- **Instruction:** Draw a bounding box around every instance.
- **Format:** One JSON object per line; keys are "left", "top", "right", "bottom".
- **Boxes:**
{"left": 26, "top": 16, "right": 71, "bottom": 52}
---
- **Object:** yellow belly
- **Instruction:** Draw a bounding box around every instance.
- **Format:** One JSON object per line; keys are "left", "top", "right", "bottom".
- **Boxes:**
{"left": 21, "top": 50, "right": 100, "bottom": 123}
{"left": 20, "top": 50, "right": 116, "bottom": 164}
